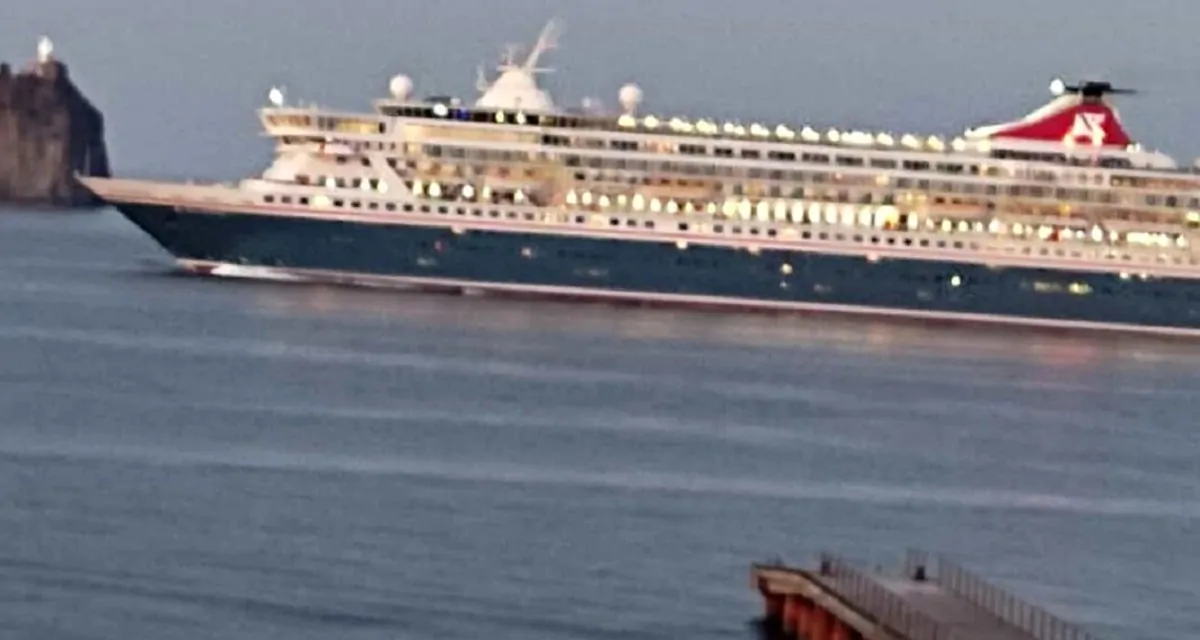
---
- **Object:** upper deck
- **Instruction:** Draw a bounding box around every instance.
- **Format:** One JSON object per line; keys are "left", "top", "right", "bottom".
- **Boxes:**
{"left": 254, "top": 20, "right": 1197, "bottom": 174}
{"left": 754, "top": 550, "right": 1100, "bottom": 640}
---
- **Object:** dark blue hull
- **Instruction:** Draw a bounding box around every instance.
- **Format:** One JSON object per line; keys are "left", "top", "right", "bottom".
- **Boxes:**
{"left": 116, "top": 203, "right": 1200, "bottom": 334}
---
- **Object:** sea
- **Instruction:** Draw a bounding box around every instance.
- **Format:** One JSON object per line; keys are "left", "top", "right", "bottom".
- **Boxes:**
{"left": 0, "top": 207, "right": 1196, "bottom": 639}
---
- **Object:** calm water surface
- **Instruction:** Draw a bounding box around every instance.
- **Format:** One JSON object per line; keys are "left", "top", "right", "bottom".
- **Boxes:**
{"left": 0, "top": 209, "right": 1197, "bottom": 639}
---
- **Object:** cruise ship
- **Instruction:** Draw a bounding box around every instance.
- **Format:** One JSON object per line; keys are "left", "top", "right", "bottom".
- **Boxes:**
{"left": 83, "top": 22, "right": 1200, "bottom": 336}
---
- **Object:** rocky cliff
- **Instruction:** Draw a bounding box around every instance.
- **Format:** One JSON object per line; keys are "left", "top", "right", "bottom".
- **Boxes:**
{"left": 0, "top": 55, "right": 111, "bottom": 207}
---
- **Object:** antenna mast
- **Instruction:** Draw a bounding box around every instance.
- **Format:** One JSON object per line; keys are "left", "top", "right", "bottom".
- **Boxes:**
{"left": 522, "top": 19, "right": 563, "bottom": 74}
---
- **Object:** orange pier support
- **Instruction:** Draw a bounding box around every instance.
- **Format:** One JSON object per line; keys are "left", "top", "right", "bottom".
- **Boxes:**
{"left": 752, "top": 550, "right": 1101, "bottom": 640}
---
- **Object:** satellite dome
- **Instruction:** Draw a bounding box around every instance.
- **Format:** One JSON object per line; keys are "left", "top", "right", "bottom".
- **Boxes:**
{"left": 389, "top": 75, "right": 414, "bottom": 101}
{"left": 619, "top": 83, "right": 642, "bottom": 115}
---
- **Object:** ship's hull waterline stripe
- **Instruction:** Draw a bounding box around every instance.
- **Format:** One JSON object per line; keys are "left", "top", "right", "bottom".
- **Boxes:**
{"left": 177, "top": 259, "right": 1200, "bottom": 339}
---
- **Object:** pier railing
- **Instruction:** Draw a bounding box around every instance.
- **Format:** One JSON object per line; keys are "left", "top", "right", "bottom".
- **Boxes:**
{"left": 819, "top": 552, "right": 959, "bottom": 640}
{"left": 907, "top": 549, "right": 1099, "bottom": 640}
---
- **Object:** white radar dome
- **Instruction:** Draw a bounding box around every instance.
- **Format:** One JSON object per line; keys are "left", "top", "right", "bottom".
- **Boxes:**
{"left": 619, "top": 83, "right": 643, "bottom": 115}
{"left": 389, "top": 75, "right": 414, "bottom": 101}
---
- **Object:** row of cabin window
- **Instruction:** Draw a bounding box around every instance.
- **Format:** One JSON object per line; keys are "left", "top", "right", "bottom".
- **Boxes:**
{"left": 291, "top": 164, "right": 1195, "bottom": 233}
{"left": 259, "top": 190, "right": 1197, "bottom": 265}
{"left": 546, "top": 133, "right": 1140, "bottom": 173}
{"left": 304, "top": 135, "right": 1188, "bottom": 206}
{"left": 416, "top": 143, "right": 1198, "bottom": 209}
{"left": 291, "top": 118, "right": 1166, "bottom": 198}
{"left": 294, "top": 175, "right": 383, "bottom": 190}
{"left": 287, "top": 170, "right": 1180, "bottom": 230}
{"left": 355, "top": 147, "right": 1173, "bottom": 213}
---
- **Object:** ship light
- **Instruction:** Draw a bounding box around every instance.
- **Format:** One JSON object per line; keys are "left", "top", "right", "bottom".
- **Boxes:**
{"left": 940, "top": 219, "right": 952, "bottom": 233}
{"left": 1069, "top": 282, "right": 1092, "bottom": 295}
{"left": 722, "top": 199, "right": 738, "bottom": 217}
{"left": 325, "top": 176, "right": 337, "bottom": 189}
{"left": 433, "top": 103, "right": 449, "bottom": 118}
{"left": 800, "top": 127, "right": 821, "bottom": 142}
{"left": 516, "top": 112, "right": 528, "bottom": 125}
{"left": 697, "top": 119, "right": 718, "bottom": 135}
{"left": 988, "top": 219, "right": 1002, "bottom": 234}
{"left": 876, "top": 132, "right": 895, "bottom": 146}
{"left": 1012, "top": 222, "right": 1024, "bottom": 236}
{"left": 950, "top": 275, "right": 963, "bottom": 287}
{"left": 957, "top": 220, "right": 969, "bottom": 233}
{"left": 874, "top": 205, "right": 899, "bottom": 228}
{"left": 773, "top": 200, "right": 788, "bottom": 221}
{"left": 378, "top": 181, "right": 389, "bottom": 194}
{"left": 412, "top": 179, "right": 424, "bottom": 196}
{"left": 481, "top": 186, "right": 493, "bottom": 201}
{"left": 775, "top": 124, "right": 796, "bottom": 140}
{"left": 643, "top": 115, "right": 660, "bottom": 129}
{"left": 951, "top": 137, "right": 967, "bottom": 152}
{"left": 684, "top": 201, "right": 696, "bottom": 213}
{"left": 976, "top": 140, "right": 992, "bottom": 153}
{"left": 845, "top": 131, "right": 873, "bottom": 146}
{"left": 857, "top": 207, "right": 873, "bottom": 227}
{"left": 1037, "top": 225, "right": 1053, "bottom": 240}
{"left": 599, "top": 194, "right": 611, "bottom": 208}
{"left": 839, "top": 205, "right": 855, "bottom": 227}
{"left": 706, "top": 202, "right": 718, "bottom": 215}
{"left": 495, "top": 111, "right": 506, "bottom": 123}
{"left": 461, "top": 184, "right": 475, "bottom": 200}
{"left": 738, "top": 199, "right": 752, "bottom": 219}
{"left": 808, "top": 202, "right": 823, "bottom": 224}
{"left": 750, "top": 123, "right": 770, "bottom": 137}
{"left": 780, "top": 263, "right": 794, "bottom": 275}
{"left": 790, "top": 201, "right": 805, "bottom": 222}
{"left": 429, "top": 182, "right": 442, "bottom": 198}
{"left": 581, "top": 191, "right": 593, "bottom": 206}
{"left": 900, "top": 134, "right": 921, "bottom": 149}
{"left": 313, "top": 195, "right": 331, "bottom": 208}
{"left": 666, "top": 199, "right": 679, "bottom": 214}
{"left": 1158, "top": 233, "right": 1171, "bottom": 248}
{"left": 361, "top": 179, "right": 373, "bottom": 191}
{"left": 513, "top": 188, "right": 525, "bottom": 204}
{"left": 732, "top": 124, "right": 747, "bottom": 136}
{"left": 906, "top": 214, "right": 920, "bottom": 230}
{"left": 755, "top": 200, "right": 771, "bottom": 221}
{"left": 826, "top": 129, "right": 842, "bottom": 143}
{"left": 617, "top": 194, "right": 628, "bottom": 207}
{"left": 617, "top": 114, "right": 638, "bottom": 128}
{"left": 650, "top": 198, "right": 663, "bottom": 212}
{"left": 927, "top": 136, "right": 946, "bottom": 152}
{"left": 1178, "top": 235, "right": 1189, "bottom": 248}
{"left": 630, "top": 194, "right": 645, "bottom": 211}
{"left": 566, "top": 190, "right": 578, "bottom": 205}
{"left": 824, "top": 204, "right": 839, "bottom": 225}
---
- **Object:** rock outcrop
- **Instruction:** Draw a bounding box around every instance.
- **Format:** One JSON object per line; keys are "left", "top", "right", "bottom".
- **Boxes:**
{"left": 0, "top": 48, "right": 111, "bottom": 207}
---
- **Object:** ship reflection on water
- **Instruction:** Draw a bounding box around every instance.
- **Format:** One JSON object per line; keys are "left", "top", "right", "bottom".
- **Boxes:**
{"left": 234, "top": 275, "right": 1200, "bottom": 370}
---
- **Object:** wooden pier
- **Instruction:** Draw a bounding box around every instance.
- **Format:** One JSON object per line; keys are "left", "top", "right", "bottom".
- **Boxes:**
{"left": 752, "top": 550, "right": 1099, "bottom": 640}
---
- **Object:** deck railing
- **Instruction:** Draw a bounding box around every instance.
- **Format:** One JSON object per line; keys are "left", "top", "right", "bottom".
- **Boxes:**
{"left": 907, "top": 549, "right": 1099, "bottom": 640}
{"left": 819, "top": 552, "right": 961, "bottom": 640}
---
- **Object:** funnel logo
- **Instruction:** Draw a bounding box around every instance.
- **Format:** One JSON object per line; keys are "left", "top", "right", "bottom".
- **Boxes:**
{"left": 1065, "top": 112, "right": 1108, "bottom": 145}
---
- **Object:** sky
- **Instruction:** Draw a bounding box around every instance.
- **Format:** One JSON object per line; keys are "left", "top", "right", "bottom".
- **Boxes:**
{"left": 3, "top": 0, "right": 1199, "bottom": 179}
